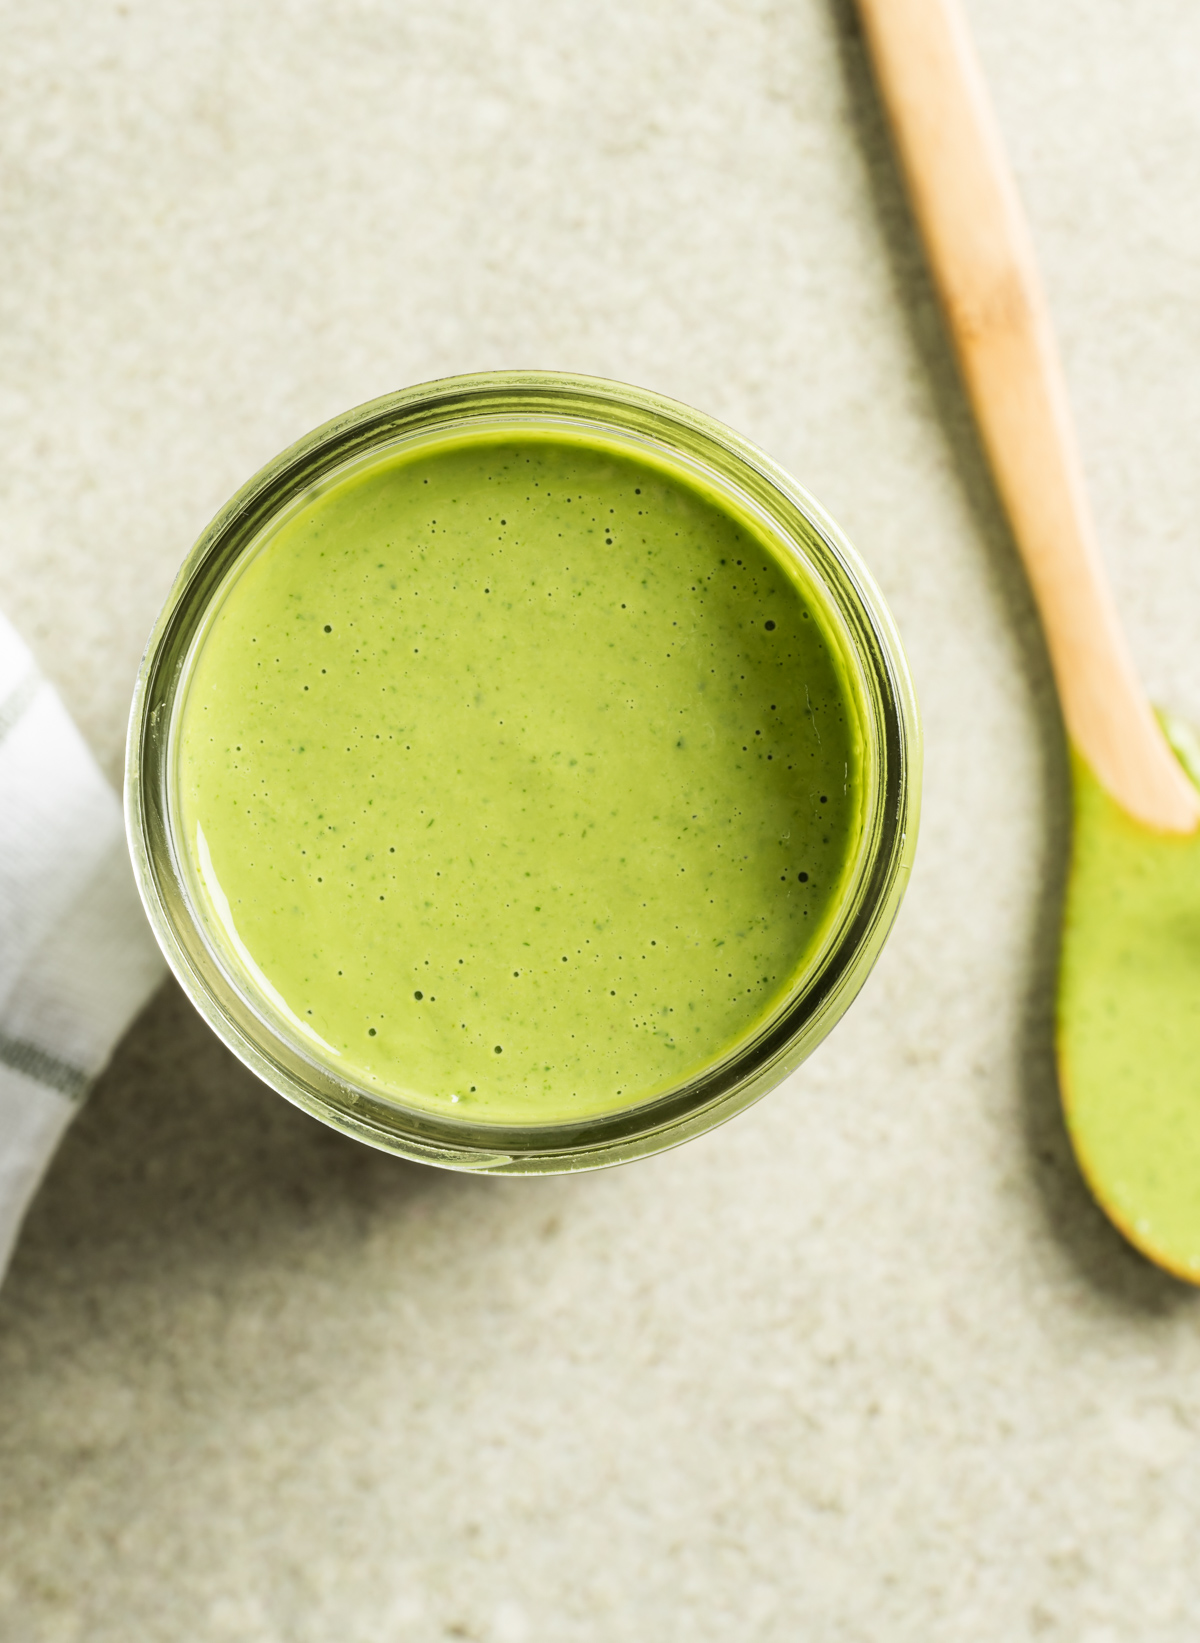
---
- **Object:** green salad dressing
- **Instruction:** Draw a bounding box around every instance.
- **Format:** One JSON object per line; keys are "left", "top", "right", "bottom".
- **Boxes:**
{"left": 176, "top": 431, "right": 866, "bottom": 1123}
{"left": 1059, "top": 726, "right": 1200, "bottom": 1275}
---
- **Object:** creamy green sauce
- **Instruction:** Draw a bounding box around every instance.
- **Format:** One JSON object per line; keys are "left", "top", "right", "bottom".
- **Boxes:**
{"left": 1059, "top": 727, "right": 1200, "bottom": 1274}
{"left": 176, "top": 431, "right": 865, "bottom": 1124}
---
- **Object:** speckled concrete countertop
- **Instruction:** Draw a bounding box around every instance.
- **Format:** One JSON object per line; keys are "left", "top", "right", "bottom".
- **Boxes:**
{"left": 3, "top": 2, "right": 1200, "bottom": 1638}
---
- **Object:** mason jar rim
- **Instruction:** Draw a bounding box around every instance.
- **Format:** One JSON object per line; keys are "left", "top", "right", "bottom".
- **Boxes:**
{"left": 126, "top": 371, "right": 920, "bottom": 1175}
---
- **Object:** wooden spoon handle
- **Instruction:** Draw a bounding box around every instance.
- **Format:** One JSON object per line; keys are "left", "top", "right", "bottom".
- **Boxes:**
{"left": 855, "top": 0, "right": 1199, "bottom": 831}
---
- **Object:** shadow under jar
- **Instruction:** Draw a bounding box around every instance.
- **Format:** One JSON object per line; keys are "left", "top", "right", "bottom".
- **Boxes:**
{"left": 127, "top": 372, "right": 920, "bottom": 1174}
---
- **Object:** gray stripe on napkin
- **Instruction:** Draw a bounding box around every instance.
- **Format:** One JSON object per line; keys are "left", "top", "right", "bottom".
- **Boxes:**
{"left": 0, "top": 1031, "right": 89, "bottom": 1103}
{"left": 0, "top": 672, "right": 40, "bottom": 750}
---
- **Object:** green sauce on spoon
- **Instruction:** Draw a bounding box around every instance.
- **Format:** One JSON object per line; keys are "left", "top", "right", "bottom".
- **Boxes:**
{"left": 1060, "top": 720, "right": 1200, "bottom": 1279}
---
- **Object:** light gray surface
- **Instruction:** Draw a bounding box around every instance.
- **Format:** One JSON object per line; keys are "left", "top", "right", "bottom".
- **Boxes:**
{"left": 3, "top": 1, "right": 1200, "bottom": 1637}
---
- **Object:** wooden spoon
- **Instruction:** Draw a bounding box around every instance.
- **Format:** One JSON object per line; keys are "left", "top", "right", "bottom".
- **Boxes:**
{"left": 855, "top": 0, "right": 1200, "bottom": 1278}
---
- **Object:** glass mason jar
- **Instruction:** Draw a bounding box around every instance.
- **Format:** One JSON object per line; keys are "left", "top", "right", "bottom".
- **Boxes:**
{"left": 126, "top": 372, "right": 920, "bottom": 1174}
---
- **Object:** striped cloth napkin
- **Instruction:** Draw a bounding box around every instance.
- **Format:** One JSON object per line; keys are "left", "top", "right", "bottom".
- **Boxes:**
{"left": 0, "top": 610, "right": 165, "bottom": 1282}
